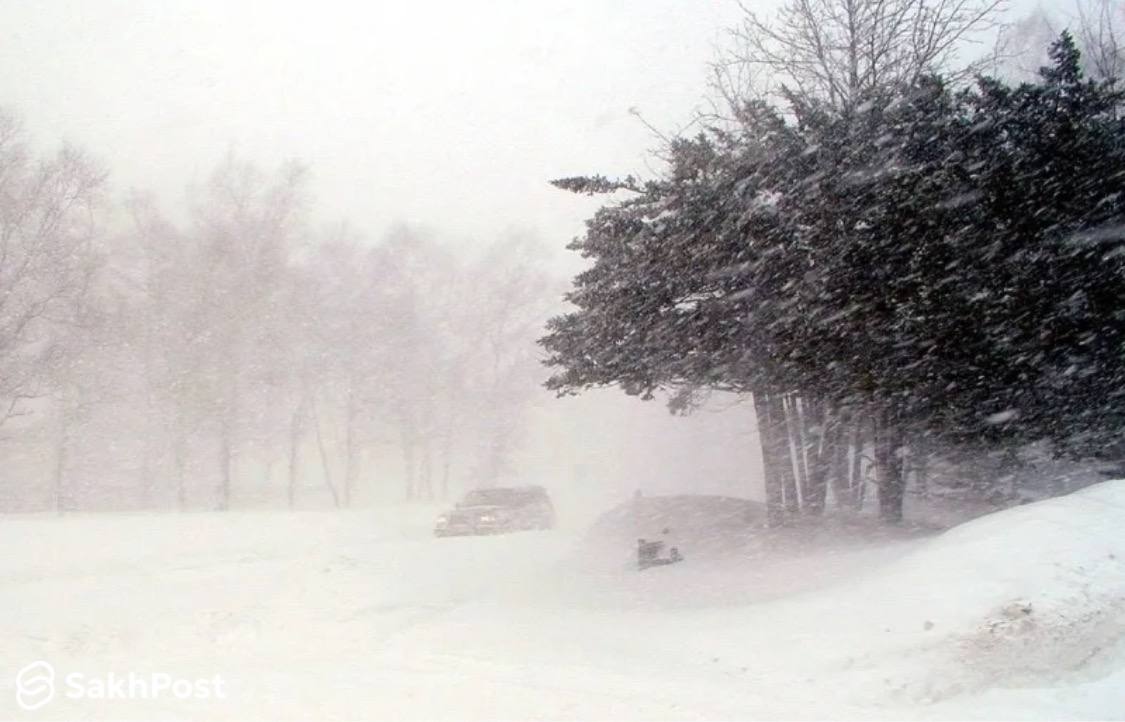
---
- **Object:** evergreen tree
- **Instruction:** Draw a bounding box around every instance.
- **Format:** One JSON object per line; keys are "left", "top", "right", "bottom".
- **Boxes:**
{"left": 543, "top": 34, "right": 1125, "bottom": 522}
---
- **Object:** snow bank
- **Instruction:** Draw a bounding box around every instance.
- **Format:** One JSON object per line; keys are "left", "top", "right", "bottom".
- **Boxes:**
{"left": 0, "top": 482, "right": 1122, "bottom": 719}
{"left": 588, "top": 480, "right": 1125, "bottom": 713}
{"left": 415, "top": 481, "right": 1125, "bottom": 716}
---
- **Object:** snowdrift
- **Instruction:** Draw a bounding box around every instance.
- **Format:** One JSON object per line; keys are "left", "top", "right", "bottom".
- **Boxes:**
{"left": 584, "top": 494, "right": 767, "bottom": 556}
{"left": 0, "top": 482, "right": 1122, "bottom": 719}
{"left": 570, "top": 481, "right": 1125, "bottom": 715}
{"left": 517, "top": 483, "right": 1125, "bottom": 715}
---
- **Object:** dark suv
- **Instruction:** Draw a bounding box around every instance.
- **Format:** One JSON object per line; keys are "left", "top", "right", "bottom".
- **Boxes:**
{"left": 434, "top": 486, "right": 556, "bottom": 536}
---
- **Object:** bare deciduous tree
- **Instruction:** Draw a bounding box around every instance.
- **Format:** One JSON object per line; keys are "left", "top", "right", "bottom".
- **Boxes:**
{"left": 461, "top": 234, "right": 562, "bottom": 488}
{"left": 0, "top": 109, "right": 105, "bottom": 431}
{"left": 1076, "top": 0, "right": 1125, "bottom": 80}
{"left": 714, "top": 0, "right": 1007, "bottom": 113}
{"left": 189, "top": 154, "right": 309, "bottom": 510}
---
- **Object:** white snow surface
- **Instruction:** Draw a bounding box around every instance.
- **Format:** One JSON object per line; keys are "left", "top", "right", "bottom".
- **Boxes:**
{"left": 1, "top": 482, "right": 1124, "bottom": 720}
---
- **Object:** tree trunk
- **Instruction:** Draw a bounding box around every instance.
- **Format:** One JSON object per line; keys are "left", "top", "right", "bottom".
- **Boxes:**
{"left": 829, "top": 407, "right": 852, "bottom": 509}
{"left": 343, "top": 385, "right": 358, "bottom": 508}
{"left": 440, "top": 439, "right": 452, "bottom": 501}
{"left": 753, "top": 389, "right": 785, "bottom": 526}
{"left": 914, "top": 437, "right": 929, "bottom": 500}
{"left": 217, "top": 422, "right": 233, "bottom": 511}
{"left": 139, "top": 326, "right": 158, "bottom": 509}
{"left": 769, "top": 393, "right": 800, "bottom": 515}
{"left": 874, "top": 411, "right": 905, "bottom": 523}
{"left": 440, "top": 413, "right": 455, "bottom": 501}
{"left": 287, "top": 399, "right": 303, "bottom": 510}
{"left": 419, "top": 435, "right": 434, "bottom": 501}
{"left": 173, "top": 423, "right": 188, "bottom": 511}
{"left": 139, "top": 423, "right": 155, "bottom": 509}
{"left": 803, "top": 399, "right": 830, "bottom": 514}
{"left": 312, "top": 398, "right": 340, "bottom": 508}
{"left": 784, "top": 394, "right": 808, "bottom": 507}
{"left": 850, "top": 420, "right": 866, "bottom": 510}
{"left": 53, "top": 410, "right": 71, "bottom": 515}
{"left": 217, "top": 373, "right": 241, "bottom": 508}
{"left": 400, "top": 410, "right": 416, "bottom": 501}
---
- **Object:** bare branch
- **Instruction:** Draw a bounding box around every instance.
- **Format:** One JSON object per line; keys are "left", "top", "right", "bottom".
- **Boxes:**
{"left": 712, "top": 0, "right": 1008, "bottom": 112}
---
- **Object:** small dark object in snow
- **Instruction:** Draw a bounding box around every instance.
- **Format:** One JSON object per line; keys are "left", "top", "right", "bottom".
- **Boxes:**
{"left": 637, "top": 537, "right": 683, "bottom": 569}
{"left": 923, "top": 620, "right": 934, "bottom": 631}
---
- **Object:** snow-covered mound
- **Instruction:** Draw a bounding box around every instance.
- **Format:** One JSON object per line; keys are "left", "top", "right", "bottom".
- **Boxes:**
{"left": 628, "top": 479, "right": 1125, "bottom": 715}
{"left": 869, "top": 479, "right": 1125, "bottom": 705}
{"left": 565, "top": 483, "right": 1125, "bottom": 714}
{"left": 584, "top": 494, "right": 767, "bottom": 557}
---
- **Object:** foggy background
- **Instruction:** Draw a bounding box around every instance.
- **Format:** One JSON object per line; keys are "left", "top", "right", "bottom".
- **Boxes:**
{"left": 0, "top": 0, "right": 767, "bottom": 517}
{"left": 0, "top": 1, "right": 746, "bottom": 243}
{"left": 0, "top": 0, "right": 1059, "bottom": 518}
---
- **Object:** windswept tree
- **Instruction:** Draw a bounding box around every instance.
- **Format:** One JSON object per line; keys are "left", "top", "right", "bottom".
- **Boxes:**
{"left": 544, "top": 34, "right": 1125, "bottom": 524}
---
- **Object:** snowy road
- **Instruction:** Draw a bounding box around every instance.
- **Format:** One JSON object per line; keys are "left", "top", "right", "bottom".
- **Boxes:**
{"left": 1, "top": 487, "right": 1124, "bottom": 720}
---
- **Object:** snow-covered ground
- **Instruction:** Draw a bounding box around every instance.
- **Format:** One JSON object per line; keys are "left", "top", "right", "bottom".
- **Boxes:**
{"left": 1, "top": 483, "right": 1123, "bottom": 720}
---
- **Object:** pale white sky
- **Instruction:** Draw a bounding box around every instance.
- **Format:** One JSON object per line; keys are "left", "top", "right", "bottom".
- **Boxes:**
{"left": 0, "top": 0, "right": 750, "bottom": 250}
{"left": 0, "top": 0, "right": 1054, "bottom": 252}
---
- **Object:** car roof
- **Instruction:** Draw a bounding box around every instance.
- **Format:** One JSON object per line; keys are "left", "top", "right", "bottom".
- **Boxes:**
{"left": 462, "top": 486, "right": 549, "bottom": 500}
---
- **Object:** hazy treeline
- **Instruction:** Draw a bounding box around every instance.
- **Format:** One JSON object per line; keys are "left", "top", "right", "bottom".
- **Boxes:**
{"left": 0, "top": 115, "right": 560, "bottom": 512}
{"left": 543, "top": 0, "right": 1125, "bottom": 525}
